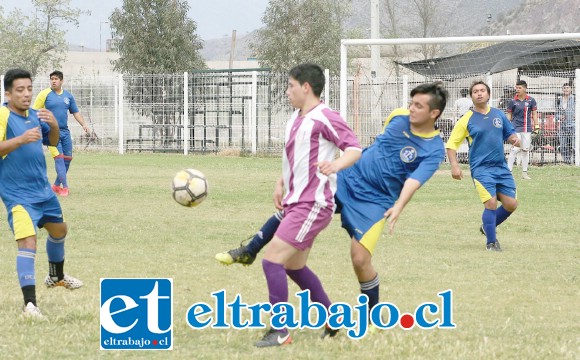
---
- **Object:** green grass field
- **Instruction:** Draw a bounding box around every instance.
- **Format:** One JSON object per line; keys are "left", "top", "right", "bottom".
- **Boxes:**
{"left": 0, "top": 153, "right": 578, "bottom": 359}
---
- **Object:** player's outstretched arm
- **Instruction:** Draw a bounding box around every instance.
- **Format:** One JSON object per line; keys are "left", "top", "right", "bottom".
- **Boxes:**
{"left": 384, "top": 178, "right": 421, "bottom": 234}
{"left": 317, "top": 148, "right": 362, "bottom": 176}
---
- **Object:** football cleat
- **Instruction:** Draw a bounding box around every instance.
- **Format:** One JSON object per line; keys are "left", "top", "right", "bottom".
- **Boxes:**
{"left": 486, "top": 241, "right": 502, "bottom": 252}
{"left": 479, "top": 224, "right": 486, "bottom": 236}
{"left": 320, "top": 324, "right": 339, "bottom": 339}
{"left": 215, "top": 240, "right": 255, "bottom": 266}
{"left": 255, "top": 328, "right": 292, "bottom": 348}
{"left": 51, "top": 184, "right": 62, "bottom": 195}
{"left": 522, "top": 172, "right": 531, "bottom": 180}
{"left": 22, "top": 302, "right": 44, "bottom": 319}
{"left": 45, "top": 274, "right": 84, "bottom": 290}
{"left": 60, "top": 187, "right": 69, "bottom": 197}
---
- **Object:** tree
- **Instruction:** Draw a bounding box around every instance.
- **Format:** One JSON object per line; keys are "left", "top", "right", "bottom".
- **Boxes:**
{"left": 109, "top": 0, "right": 205, "bottom": 74}
{"left": 109, "top": 0, "right": 207, "bottom": 148}
{"left": 250, "top": 0, "right": 351, "bottom": 75}
{"left": 0, "top": 0, "right": 87, "bottom": 76}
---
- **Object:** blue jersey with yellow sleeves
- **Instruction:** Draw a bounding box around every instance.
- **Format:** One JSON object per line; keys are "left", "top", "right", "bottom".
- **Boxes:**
{"left": 445, "top": 107, "right": 515, "bottom": 174}
{"left": 338, "top": 108, "right": 445, "bottom": 209}
{"left": 0, "top": 106, "right": 54, "bottom": 203}
{"left": 33, "top": 88, "right": 79, "bottom": 129}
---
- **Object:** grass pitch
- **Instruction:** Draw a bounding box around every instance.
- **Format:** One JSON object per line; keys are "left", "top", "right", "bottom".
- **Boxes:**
{"left": 0, "top": 153, "right": 578, "bottom": 359}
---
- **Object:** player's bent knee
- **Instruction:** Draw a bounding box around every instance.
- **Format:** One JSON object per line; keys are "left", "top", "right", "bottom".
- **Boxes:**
{"left": 45, "top": 222, "right": 68, "bottom": 239}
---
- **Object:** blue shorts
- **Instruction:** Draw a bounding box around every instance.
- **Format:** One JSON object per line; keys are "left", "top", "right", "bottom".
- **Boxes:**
{"left": 58, "top": 128, "right": 73, "bottom": 157}
{"left": 6, "top": 196, "right": 64, "bottom": 240}
{"left": 471, "top": 166, "right": 517, "bottom": 203}
{"left": 335, "top": 190, "right": 387, "bottom": 256}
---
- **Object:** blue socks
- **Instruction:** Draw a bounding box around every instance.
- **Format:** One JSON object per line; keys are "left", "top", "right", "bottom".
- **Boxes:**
{"left": 360, "top": 274, "right": 380, "bottom": 311}
{"left": 482, "top": 208, "right": 497, "bottom": 244}
{"left": 246, "top": 211, "right": 283, "bottom": 257}
{"left": 47, "top": 235, "right": 65, "bottom": 281}
{"left": 495, "top": 206, "right": 512, "bottom": 227}
{"left": 17, "top": 249, "right": 36, "bottom": 305}
{"left": 54, "top": 157, "right": 68, "bottom": 188}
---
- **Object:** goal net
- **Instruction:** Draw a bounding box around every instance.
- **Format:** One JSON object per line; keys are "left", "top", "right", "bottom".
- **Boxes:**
{"left": 337, "top": 33, "right": 580, "bottom": 166}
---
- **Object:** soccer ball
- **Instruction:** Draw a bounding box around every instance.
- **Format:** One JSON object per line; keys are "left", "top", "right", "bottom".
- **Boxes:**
{"left": 172, "top": 169, "right": 208, "bottom": 207}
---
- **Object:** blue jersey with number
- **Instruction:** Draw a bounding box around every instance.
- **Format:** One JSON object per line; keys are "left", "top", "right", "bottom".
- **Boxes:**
{"left": 0, "top": 106, "right": 54, "bottom": 203}
{"left": 33, "top": 88, "right": 79, "bottom": 129}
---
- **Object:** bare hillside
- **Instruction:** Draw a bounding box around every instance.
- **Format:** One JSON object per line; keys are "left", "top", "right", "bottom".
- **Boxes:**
{"left": 201, "top": 0, "right": 577, "bottom": 61}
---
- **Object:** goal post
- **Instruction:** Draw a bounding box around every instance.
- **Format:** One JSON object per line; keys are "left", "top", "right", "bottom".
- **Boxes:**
{"left": 339, "top": 33, "right": 580, "bottom": 166}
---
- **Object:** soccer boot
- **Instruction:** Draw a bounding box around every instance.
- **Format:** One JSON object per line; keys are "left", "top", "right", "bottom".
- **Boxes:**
{"left": 254, "top": 328, "right": 292, "bottom": 348}
{"left": 479, "top": 225, "right": 486, "bottom": 236}
{"left": 320, "top": 324, "right": 339, "bottom": 339}
{"left": 486, "top": 241, "right": 502, "bottom": 252}
{"left": 45, "top": 274, "right": 84, "bottom": 290}
{"left": 51, "top": 184, "right": 62, "bottom": 195}
{"left": 22, "top": 302, "right": 44, "bottom": 319}
{"left": 522, "top": 172, "right": 531, "bottom": 180}
{"left": 60, "top": 187, "right": 70, "bottom": 197}
{"left": 215, "top": 240, "right": 256, "bottom": 266}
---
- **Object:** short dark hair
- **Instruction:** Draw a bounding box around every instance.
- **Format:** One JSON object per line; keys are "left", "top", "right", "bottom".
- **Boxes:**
{"left": 4, "top": 69, "right": 32, "bottom": 91}
{"left": 469, "top": 80, "right": 490, "bottom": 96}
{"left": 50, "top": 70, "right": 64, "bottom": 80}
{"left": 460, "top": 88, "right": 469, "bottom": 97}
{"left": 516, "top": 80, "right": 527, "bottom": 88}
{"left": 563, "top": 82, "right": 572, "bottom": 88}
{"left": 288, "top": 63, "right": 325, "bottom": 97}
{"left": 410, "top": 82, "right": 448, "bottom": 119}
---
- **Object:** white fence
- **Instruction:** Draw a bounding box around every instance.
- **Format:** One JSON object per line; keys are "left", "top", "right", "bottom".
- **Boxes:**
{"left": 0, "top": 69, "right": 577, "bottom": 165}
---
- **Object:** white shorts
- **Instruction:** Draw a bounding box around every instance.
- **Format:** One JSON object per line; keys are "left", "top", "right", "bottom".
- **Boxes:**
{"left": 513, "top": 132, "right": 532, "bottom": 151}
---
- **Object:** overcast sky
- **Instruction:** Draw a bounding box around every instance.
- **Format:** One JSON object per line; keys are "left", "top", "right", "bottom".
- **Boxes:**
{"left": 2, "top": 0, "right": 269, "bottom": 50}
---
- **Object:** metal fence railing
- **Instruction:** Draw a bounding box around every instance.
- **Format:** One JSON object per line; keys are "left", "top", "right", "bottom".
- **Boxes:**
{"left": 0, "top": 69, "right": 576, "bottom": 165}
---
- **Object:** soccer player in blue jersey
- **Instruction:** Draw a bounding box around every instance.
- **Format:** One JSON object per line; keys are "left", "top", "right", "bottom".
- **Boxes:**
{"left": 217, "top": 82, "right": 448, "bottom": 335}
{"left": 446, "top": 81, "right": 521, "bottom": 251}
{"left": 505, "top": 80, "right": 537, "bottom": 180}
{"left": 33, "top": 70, "right": 90, "bottom": 197}
{"left": 1, "top": 69, "right": 83, "bottom": 318}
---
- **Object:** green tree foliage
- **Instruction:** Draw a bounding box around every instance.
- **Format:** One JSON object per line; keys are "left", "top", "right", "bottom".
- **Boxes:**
{"left": 109, "top": 0, "right": 207, "bottom": 143}
{"left": 110, "top": 0, "right": 206, "bottom": 74}
{"left": 0, "top": 0, "right": 86, "bottom": 76}
{"left": 251, "top": 0, "right": 351, "bottom": 75}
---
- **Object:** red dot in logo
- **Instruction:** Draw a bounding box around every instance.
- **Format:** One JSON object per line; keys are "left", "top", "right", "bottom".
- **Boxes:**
{"left": 153, "top": 340, "right": 158, "bottom": 346}
{"left": 400, "top": 313, "right": 414, "bottom": 329}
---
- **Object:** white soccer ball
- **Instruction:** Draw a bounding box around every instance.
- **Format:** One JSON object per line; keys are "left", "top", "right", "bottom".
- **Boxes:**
{"left": 171, "top": 169, "right": 208, "bottom": 207}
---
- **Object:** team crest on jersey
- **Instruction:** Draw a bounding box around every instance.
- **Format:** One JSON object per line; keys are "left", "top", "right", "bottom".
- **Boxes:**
{"left": 64, "top": 97, "right": 70, "bottom": 105}
{"left": 493, "top": 118, "right": 503, "bottom": 128}
{"left": 400, "top": 146, "right": 417, "bottom": 163}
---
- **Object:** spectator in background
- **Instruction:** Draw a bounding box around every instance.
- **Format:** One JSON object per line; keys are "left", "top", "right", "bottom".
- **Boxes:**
{"left": 454, "top": 88, "right": 473, "bottom": 118}
{"left": 498, "top": 85, "right": 515, "bottom": 110}
{"left": 557, "top": 83, "right": 575, "bottom": 164}
{"left": 506, "top": 80, "right": 538, "bottom": 180}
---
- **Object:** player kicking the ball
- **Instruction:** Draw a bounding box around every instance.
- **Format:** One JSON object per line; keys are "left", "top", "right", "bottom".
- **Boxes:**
{"left": 217, "top": 82, "right": 448, "bottom": 337}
